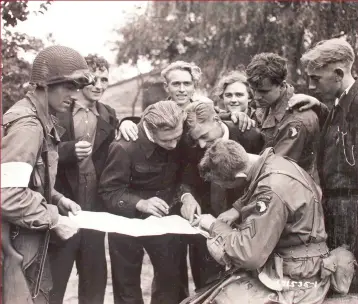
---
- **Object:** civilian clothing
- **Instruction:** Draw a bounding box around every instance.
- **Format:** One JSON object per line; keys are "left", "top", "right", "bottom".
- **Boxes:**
{"left": 99, "top": 123, "right": 182, "bottom": 217}
{"left": 108, "top": 234, "right": 185, "bottom": 304}
{"left": 72, "top": 101, "right": 98, "bottom": 174}
{"left": 55, "top": 101, "right": 118, "bottom": 211}
{"left": 319, "top": 79, "right": 358, "bottom": 293}
{"left": 48, "top": 230, "right": 107, "bottom": 304}
{"left": 51, "top": 100, "right": 118, "bottom": 304}
{"left": 99, "top": 122, "right": 185, "bottom": 303}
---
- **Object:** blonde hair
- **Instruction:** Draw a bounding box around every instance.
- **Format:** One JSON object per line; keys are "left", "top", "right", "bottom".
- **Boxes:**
{"left": 185, "top": 101, "right": 218, "bottom": 133}
{"left": 301, "top": 38, "right": 355, "bottom": 70}
{"left": 142, "top": 100, "right": 186, "bottom": 133}
{"left": 161, "top": 61, "right": 202, "bottom": 86}
{"left": 214, "top": 71, "right": 253, "bottom": 100}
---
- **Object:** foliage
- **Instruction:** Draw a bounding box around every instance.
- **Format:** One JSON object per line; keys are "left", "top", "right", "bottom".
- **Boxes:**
{"left": 113, "top": 1, "right": 358, "bottom": 97}
{"left": 1, "top": 1, "right": 51, "bottom": 113}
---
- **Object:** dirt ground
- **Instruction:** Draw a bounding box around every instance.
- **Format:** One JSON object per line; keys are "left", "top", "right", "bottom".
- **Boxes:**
{"left": 63, "top": 234, "right": 194, "bottom": 304}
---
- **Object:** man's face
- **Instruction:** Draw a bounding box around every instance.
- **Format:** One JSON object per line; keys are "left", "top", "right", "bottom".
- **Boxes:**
{"left": 82, "top": 68, "right": 109, "bottom": 103}
{"left": 190, "top": 119, "right": 223, "bottom": 149}
{"left": 48, "top": 82, "right": 78, "bottom": 113}
{"left": 164, "top": 69, "right": 195, "bottom": 107}
{"left": 306, "top": 65, "right": 341, "bottom": 102}
{"left": 152, "top": 123, "right": 183, "bottom": 150}
{"left": 223, "top": 81, "right": 250, "bottom": 113}
{"left": 213, "top": 176, "right": 247, "bottom": 190}
{"left": 251, "top": 78, "right": 282, "bottom": 108}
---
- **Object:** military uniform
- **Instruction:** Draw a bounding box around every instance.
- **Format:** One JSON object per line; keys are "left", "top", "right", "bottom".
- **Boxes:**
{"left": 1, "top": 93, "right": 64, "bottom": 304}
{"left": 188, "top": 149, "right": 331, "bottom": 304}
{"left": 319, "top": 79, "right": 358, "bottom": 292}
{"left": 261, "top": 84, "right": 320, "bottom": 183}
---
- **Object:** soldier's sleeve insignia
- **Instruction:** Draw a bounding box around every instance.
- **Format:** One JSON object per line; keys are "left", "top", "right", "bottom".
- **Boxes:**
{"left": 288, "top": 126, "right": 299, "bottom": 138}
{"left": 255, "top": 195, "right": 271, "bottom": 215}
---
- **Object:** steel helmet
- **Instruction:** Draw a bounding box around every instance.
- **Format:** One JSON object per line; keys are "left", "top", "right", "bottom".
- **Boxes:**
{"left": 30, "top": 45, "right": 94, "bottom": 88}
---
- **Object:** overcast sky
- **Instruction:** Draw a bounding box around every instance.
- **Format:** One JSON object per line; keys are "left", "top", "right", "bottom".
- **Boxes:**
{"left": 14, "top": 1, "right": 151, "bottom": 81}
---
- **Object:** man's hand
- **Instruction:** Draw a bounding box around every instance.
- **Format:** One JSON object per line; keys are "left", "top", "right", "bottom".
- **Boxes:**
{"left": 118, "top": 120, "right": 138, "bottom": 141}
{"left": 52, "top": 215, "right": 79, "bottom": 240}
{"left": 230, "top": 112, "right": 256, "bottom": 132}
{"left": 75, "top": 141, "right": 92, "bottom": 161}
{"left": 136, "top": 197, "right": 169, "bottom": 217}
{"left": 181, "top": 193, "right": 201, "bottom": 223}
{"left": 192, "top": 214, "right": 216, "bottom": 232}
{"left": 57, "top": 197, "right": 81, "bottom": 216}
{"left": 217, "top": 208, "right": 240, "bottom": 225}
{"left": 287, "top": 94, "right": 320, "bottom": 112}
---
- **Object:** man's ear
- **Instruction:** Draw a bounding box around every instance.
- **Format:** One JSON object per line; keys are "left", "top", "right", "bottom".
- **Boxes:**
{"left": 334, "top": 68, "right": 344, "bottom": 82}
{"left": 235, "top": 172, "right": 247, "bottom": 179}
{"left": 163, "top": 82, "right": 169, "bottom": 93}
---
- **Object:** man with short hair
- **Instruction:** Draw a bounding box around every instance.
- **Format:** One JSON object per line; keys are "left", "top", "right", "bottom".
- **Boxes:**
{"left": 188, "top": 139, "right": 332, "bottom": 304}
{"left": 289, "top": 38, "right": 358, "bottom": 292}
{"left": 119, "top": 60, "right": 256, "bottom": 141}
{"left": 99, "top": 100, "right": 186, "bottom": 304}
{"left": 1, "top": 45, "right": 88, "bottom": 304}
{"left": 246, "top": 53, "right": 321, "bottom": 183}
{"left": 49, "top": 55, "right": 118, "bottom": 304}
{"left": 179, "top": 101, "right": 263, "bottom": 288}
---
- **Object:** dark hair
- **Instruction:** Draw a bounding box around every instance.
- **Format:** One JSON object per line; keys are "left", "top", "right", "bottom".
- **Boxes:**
{"left": 246, "top": 53, "right": 287, "bottom": 88}
{"left": 199, "top": 139, "right": 248, "bottom": 182}
{"left": 85, "top": 54, "right": 110, "bottom": 72}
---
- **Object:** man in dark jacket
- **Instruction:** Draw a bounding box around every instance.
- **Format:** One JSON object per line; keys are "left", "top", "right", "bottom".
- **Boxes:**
{"left": 288, "top": 38, "right": 358, "bottom": 293}
{"left": 50, "top": 55, "right": 119, "bottom": 304}
{"left": 99, "top": 100, "right": 187, "bottom": 304}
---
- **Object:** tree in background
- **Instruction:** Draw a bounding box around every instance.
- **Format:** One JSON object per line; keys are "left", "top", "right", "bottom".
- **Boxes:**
{"left": 1, "top": 0, "right": 51, "bottom": 113}
{"left": 113, "top": 1, "right": 358, "bottom": 103}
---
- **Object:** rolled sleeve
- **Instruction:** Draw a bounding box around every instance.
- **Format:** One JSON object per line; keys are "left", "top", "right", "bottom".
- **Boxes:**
{"left": 1, "top": 118, "right": 59, "bottom": 230}
{"left": 98, "top": 142, "right": 142, "bottom": 217}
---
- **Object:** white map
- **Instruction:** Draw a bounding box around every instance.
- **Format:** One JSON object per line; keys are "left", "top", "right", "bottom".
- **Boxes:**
{"left": 69, "top": 211, "right": 204, "bottom": 237}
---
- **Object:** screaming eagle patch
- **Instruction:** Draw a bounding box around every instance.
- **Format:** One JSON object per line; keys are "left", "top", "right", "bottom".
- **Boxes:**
{"left": 288, "top": 126, "right": 299, "bottom": 138}
{"left": 255, "top": 195, "right": 271, "bottom": 215}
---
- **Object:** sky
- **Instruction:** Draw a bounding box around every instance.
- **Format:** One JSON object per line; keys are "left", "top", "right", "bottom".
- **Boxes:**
{"left": 13, "top": 1, "right": 151, "bottom": 82}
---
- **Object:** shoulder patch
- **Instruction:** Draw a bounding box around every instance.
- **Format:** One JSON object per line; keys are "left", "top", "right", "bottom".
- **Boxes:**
{"left": 288, "top": 126, "right": 300, "bottom": 138}
{"left": 255, "top": 195, "right": 271, "bottom": 215}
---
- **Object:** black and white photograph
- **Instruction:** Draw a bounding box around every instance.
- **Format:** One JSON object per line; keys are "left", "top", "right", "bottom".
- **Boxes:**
{"left": 1, "top": 1, "right": 358, "bottom": 303}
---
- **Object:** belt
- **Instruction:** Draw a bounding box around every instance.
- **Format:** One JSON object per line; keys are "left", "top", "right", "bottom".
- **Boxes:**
{"left": 324, "top": 188, "right": 358, "bottom": 197}
{"left": 276, "top": 242, "right": 329, "bottom": 260}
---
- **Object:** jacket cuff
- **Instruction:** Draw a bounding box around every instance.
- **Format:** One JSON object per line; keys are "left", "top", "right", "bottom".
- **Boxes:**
{"left": 210, "top": 220, "right": 233, "bottom": 237}
{"left": 52, "top": 189, "right": 64, "bottom": 205}
{"left": 47, "top": 204, "right": 60, "bottom": 229}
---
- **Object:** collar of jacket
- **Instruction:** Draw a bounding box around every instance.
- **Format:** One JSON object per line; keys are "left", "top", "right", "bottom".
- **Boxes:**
{"left": 336, "top": 79, "right": 358, "bottom": 120}
{"left": 262, "top": 84, "right": 295, "bottom": 129}
{"left": 246, "top": 147, "right": 274, "bottom": 184}
{"left": 137, "top": 122, "right": 157, "bottom": 158}
{"left": 25, "top": 91, "right": 63, "bottom": 142}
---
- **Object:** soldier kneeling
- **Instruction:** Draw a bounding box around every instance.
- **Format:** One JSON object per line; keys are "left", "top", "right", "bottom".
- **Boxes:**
{"left": 183, "top": 139, "right": 356, "bottom": 304}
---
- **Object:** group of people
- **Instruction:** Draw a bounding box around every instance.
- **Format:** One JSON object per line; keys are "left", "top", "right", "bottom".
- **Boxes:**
{"left": 1, "top": 37, "right": 357, "bottom": 304}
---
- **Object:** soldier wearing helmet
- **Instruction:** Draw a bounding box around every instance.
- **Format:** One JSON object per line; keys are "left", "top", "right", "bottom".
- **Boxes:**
{"left": 1, "top": 45, "right": 94, "bottom": 304}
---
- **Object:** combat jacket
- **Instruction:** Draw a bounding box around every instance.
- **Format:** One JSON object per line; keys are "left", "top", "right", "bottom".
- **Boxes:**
{"left": 261, "top": 85, "right": 320, "bottom": 183}
{"left": 209, "top": 148, "right": 329, "bottom": 302}
{"left": 1, "top": 93, "right": 64, "bottom": 229}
